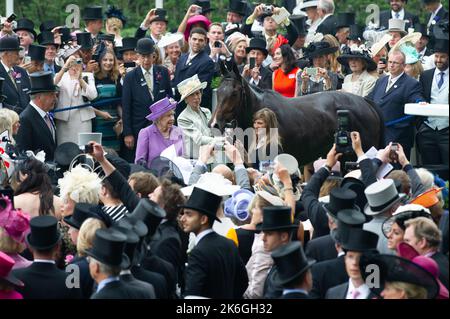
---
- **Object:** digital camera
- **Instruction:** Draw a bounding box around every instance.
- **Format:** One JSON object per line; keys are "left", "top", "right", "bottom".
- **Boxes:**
{"left": 262, "top": 4, "right": 273, "bottom": 15}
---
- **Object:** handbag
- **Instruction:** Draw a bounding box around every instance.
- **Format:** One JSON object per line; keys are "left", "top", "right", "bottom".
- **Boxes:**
{"left": 94, "top": 84, "right": 117, "bottom": 100}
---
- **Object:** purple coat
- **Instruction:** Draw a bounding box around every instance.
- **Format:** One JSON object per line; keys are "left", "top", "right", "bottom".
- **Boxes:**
{"left": 135, "top": 124, "right": 184, "bottom": 167}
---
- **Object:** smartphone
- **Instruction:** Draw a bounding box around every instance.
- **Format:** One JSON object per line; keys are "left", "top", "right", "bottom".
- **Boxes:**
{"left": 249, "top": 57, "right": 256, "bottom": 69}
{"left": 84, "top": 144, "right": 94, "bottom": 154}
{"left": 6, "top": 13, "right": 17, "bottom": 23}
{"left": 23, "top": 56, "right": 31, "bottom": 64}
{"left": 214, "top": 41, "right": 222, "bottom": 48}
{"left": 305, "top": 67, "right": 317, "bottom": 77}
{"left": 124, "top": 61, "right": 136, "bottom": 68}
{"left": 389, "top": 143, "right": 399, "bottom": 162}
{"left": 380, "top": 58, "right": 387, "bottom": 64}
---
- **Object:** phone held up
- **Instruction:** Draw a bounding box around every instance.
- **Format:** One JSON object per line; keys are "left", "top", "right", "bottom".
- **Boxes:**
{"left": 249, "top": 57, "right": 256, "bottom": 70}
{"left": 389, "top": 143, "right": 399, "bottom": 162}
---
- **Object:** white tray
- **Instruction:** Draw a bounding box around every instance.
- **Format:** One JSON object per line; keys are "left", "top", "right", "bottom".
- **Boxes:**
{"left": 405, "top": 103, "right": 449, "bottom": 117}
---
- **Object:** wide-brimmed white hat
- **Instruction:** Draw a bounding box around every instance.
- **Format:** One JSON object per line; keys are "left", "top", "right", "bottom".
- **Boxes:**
{"left": 364, "top": 179, "right": 405, "bottom": 216}
{"left": 157, "top": 32, "right": 184, "bottom": 48}
{"left": 391, "top": 31, "right": 422, "bottom": 51}
{"left": 256, "top": 191, "right": 285, "bottom": 206}
{"left": 177, "top": 74, "right": 207, "bottom": 103}
{"left": 181, "top": 172, "right": 241, "bottom": 197}
{"left": 370, "top": 33, "right": 392, "bottom": 57}
{"left": 274, "top": 154, "right": 299, "bottom": 175}
{"left": 297, "top": 0, "right": 319, "bottom": 11}
{"left": 388, "top": 19, "right": 407, "bottom": 35}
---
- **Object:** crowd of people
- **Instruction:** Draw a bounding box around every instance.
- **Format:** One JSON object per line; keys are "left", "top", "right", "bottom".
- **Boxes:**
{"left": 0, "top": 0, "right": 448, "bottom": 300}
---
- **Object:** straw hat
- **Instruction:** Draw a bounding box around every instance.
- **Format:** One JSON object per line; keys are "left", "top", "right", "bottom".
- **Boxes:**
{"left": 177, "top": 74, "right": 207, "bottom": 103}
{"left": 370, "top": 33, "right": 392, "bottom": 57}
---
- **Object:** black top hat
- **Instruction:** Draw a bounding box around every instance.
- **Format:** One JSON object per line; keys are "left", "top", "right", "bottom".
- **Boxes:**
{"left": 348, "top": 25, "right": 364, "bottom": 41}
{"left": 27, "top": 44, "right": 46, "bottom": 62}
{"left": 76, "top": 32, "right": 94, "bottom": 50}
{"left": 336, "top": 12, "right": 355, "bottom": 29}
{"left": 54, "top": 142, "right": 83, "bottom": 167}
{"left": 338, "top": 45, "right": 377, "bottom": 72}
{"left": 413, "top": 23, "right": 429, "bottom": 38}
{"left": 128, "top": 199, "right": 166, "bottom": 238}
{"left": 151, "top": 9, "right": 169, "bottom": 24}
{"left": 29, "top": 71, "right": 58, "bottom": 94}
{"left": 117, "top": 217, "right": 148, "bottom": 239}
{"left": 63, "top": 203, "right": 99, "bottom": 230}
{"left": 192, "top": 0, "right": 215, "bottom": 13}
{"left": 57, "top": 27, "right": 72, "bottom": 44}
{"left": 271, "top": 241, "right": 316, "bottom": 286}
{"left": 304, "top": 41, "right": 338, "bottom": 59}
{"left": 37, "top": 31, "right": 58, "bottom": 47}
{"left": 26, "top": 215, "right": 62, "bottom": 250}
{"left": 256, "top": 206, "right": 298, "bottom": 232}
{"left": 336, "top": 209, "right": 367, "bottom": 228}
{"left": 433, "top": 39, "right": 449, "bottom": 54}
{"left": 39, "top": 20, "right": 58, "bottom": 33}
{"left": 83, "top": 5, "right": 104, "bottom": 21}
{"left": 245, "top": 37, "right": 268, "bottom": 55}
{"left": 112, "top": 225, "right": 140, "bottom": 267}
{"left": 85, "top": 228, "right": 130, "bottom": 268}
{"left": 117, "top": 217, "right": 148, "bottom": 264}
{"left": 0, "top": 36, "right": 23, "bottom": 52}
{"left": 135, "top": 38, "right": 156, "bottom": 55}
{"left": 290, "top": 15, "right": 308, "bottom": 36}
{"left": 432, "top": 18, "right": 449, "bottom": 41}
{"left": 341, "top": 227, "right": 379, "bottom": 252}
{"left": 359, "top": 253, "right": 439, "bottom": 299}
{"left": 228, "top": 0, "right": 247, "bottom": 16}
{"left": 13, "top": 18, "right": 37, "bottom": 38}
{"left": 119, "top": 37, "right": 138, "bottom": 53}
{"left": 180, "top": 187, "right": 222, "bottom": 223}
{"left": 323, "top": 188, "right": 359, "bottom": 218}
{"left": 98, "top": 33, "right": 115, "bottom": 43}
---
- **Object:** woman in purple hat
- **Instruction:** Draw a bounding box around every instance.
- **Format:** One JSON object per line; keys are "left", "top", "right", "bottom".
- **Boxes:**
{"left": 135, "top": 97, "right": 184, "bottom": 168}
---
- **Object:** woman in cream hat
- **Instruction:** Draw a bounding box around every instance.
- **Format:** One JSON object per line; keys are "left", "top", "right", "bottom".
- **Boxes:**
{"left": 176, "top": 74, "right": 216, "bottom": 159}
{"left": 157, "top": 33, "right": 184, "bottom": 81}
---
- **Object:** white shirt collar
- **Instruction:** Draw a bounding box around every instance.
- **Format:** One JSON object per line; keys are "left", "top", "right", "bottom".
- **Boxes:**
{"left": 1, "top": 60, "right": 12, "bottom": 73}
{"left": 346, "top": 279, "right": 371, "bottom": 299}
{"left": 418, "top": 47, "right": 427, "bottom": 56}
{"left": 141, "top": 65, "right": 153, "bottom": 75}
{"left": 435, "top": 67, "right": 449, "bottom": 78}
{"left": 321, "top": 13, "right": 333, "bottom": 21}
{"left": 33, "top": 259, "right": 56, "bottom": 264}
{"left": 337, "top": 251, "right": 345, "bottom": 257}
{"left": 30, "top": 101, "right": 48, "bottom": 119}
{"left": 391, "top": 8, "right": 405, "bottom": 19}
{"left": 433, "top": 4, "right": 443, "bottom": 16}
{"left": 195, "top": 228, "right": 214, "bottom": 246}
{"left": 389, "top": 71, "right": 404, "bottom": 84}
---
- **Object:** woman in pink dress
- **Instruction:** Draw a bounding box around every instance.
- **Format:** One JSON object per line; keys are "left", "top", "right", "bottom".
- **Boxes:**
{"left": 0, "top": 251, "right": 24, "bottom": 299}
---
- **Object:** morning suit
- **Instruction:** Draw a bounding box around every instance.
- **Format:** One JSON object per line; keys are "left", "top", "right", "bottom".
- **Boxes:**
{"left": 325, "top": 282, "right": 377, "bottom": 299}
{"left": 366, "top": 72, "right": 423, "bottom": 159}
{"left": 239, "top": 64, "right": 273, "bottom": 90}
{"left": 184, "top": 231, "right": 248, "bottom": 299}
{"left": 120, "top": 272, "right": 157, "bottom": 298}
{"left": 0, "top": 62, "right": 31, "bottom": 114}
{"left": 305, "top": 234, "right": 337, "bottom": 263}
{"left": 316, "top": 14, "right": 338, "bottom": 36}
{"left": 15, "top": 103, "right": 57, "bottom": 161}
{"left": 90, "top": 278, "right": 154, "bottom": 299}
{"left": 431, "top": 251, "right": 449, "bottom": 288}
{"left": 379, "top": 10, "right": 419, "bottom": 30}
{"left": 310, "top": 255, "right": 348, "bottom": 299}
{"left": 13, "top": 262, "right": 82, "bottom": 299}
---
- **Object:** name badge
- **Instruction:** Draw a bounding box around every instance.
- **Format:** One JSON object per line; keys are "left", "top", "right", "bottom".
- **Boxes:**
{"left": 288, "top": 74, "right": 296, "bottom": 79}
{"left": 141, "top": 82, "right": 147, "bottom": 87}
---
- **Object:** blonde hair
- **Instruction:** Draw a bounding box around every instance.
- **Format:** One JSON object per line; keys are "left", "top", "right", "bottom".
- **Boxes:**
{"left": 106, "top": 17, "right": 123, "bottom": 34}
{"left": 323, "top": 34, "right": 341, "bottom": 73}
{"left": 406, "top": 61, "right": 424, "bottom": 80}
{"left": 76, "top": 217, "right": 106, "bottom": 256}
{"left": 58, "top": 165, "right": 102, "bottom": 205}
{"left": 0, "top": 228, "right": 26, "bottom": 253}
{"left": 387, "top": 281, "right": 428, "bottom": 299}
{"left": 94, "top": 48, "right": 120, "bottom": 82}
{"left": 0, "top": 112, "right": 12, "bottom": 140}
{"left": 405, "top": 217, "right": 441, "bottom": 249}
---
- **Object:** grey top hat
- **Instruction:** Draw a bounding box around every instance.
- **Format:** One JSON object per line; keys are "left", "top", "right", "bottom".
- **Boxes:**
{"left": 388, "top": 19, "right": 407, "bottom": 36}
{"left": 364, "top": 179, "right": 405, "bottom": 216}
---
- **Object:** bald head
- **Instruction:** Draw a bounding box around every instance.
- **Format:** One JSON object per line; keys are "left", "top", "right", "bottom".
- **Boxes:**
{"left": 388, "top": 50, "right": 406, "bottom": 77}
{"left": 212, "top": 164, "right": 235, "bottom": 184}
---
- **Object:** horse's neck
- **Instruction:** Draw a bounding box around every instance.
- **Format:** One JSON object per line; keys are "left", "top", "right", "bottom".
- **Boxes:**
{"left": 241, "top": 83, "right": 262, "bottom": 128}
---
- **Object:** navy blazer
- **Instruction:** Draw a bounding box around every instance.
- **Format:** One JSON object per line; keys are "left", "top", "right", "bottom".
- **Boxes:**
{"left": 122, "top": 65, "right": 172, "bottom": 138}
{"left": 172, "top": 50, "right": 215, "bottom": 115}
{"left": 366, "top": 73, "right": 423, "bottom": 155}
{"left": 379, "top": 10, "right": 419, "bottom": 31}
{"left": 15, "top": 103, "right": 57, "bottom": 161}
{"left": 426, "top": 7, "right": 449, "bottom": 35}
{"left": 0, "top": 63, "right": 31, "bottom": 114}
{"left": 420, "top": 68, "right": 436, "bottom": 103}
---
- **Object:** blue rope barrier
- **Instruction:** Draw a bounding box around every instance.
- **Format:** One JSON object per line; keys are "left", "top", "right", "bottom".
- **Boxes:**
{"left": 385, "top": 115, "right": 415, "bottom": 127}
{"left": 51, "top": 97, "right": 121, "bottom": 114}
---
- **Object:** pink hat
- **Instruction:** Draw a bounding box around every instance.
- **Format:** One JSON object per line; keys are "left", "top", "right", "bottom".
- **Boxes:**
{"left": 184, "top": 15, "right": 211, "bottom": 41}
{"left": 0, "top": 251, "right": 24, "bottom": 287}
{"left": 145, "top": 97, "right": 177, "bottom": 122}
{"left": 0, "top": 195, "right": 31, "bottom": 244}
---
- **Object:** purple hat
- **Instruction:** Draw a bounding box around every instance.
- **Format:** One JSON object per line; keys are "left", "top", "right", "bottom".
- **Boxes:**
{"left": 224, "top": 189, "right": 255, "bottom": 221}
{"left": 146, "top": 97, "right": 177, "bottom": 122}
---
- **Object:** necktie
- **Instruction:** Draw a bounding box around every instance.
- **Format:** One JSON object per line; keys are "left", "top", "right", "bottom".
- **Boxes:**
{"left": 386, "top": 78, "right": 394, "bottom": 92}
{"left": 352, "top": 290, "right": 361, "bottom": 299}
{"left": 8, "top": 69, "right": 17, "bottom": 89}
{"left": 267, "top": 36, "right": 275, "bottom": 50}
{"left": 44, "top": 114, "right": 55, "bottom": 141}
{"left": 144, "top": 71, "right": 153, "bottom": 98}
{"left": 437, "top": 72, "right": 445, "bottom": 89}
{"left": 395, "top": 12, "right": 400, "bottom": 19}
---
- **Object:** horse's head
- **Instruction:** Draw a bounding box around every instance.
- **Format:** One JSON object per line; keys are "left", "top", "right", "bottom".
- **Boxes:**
{"left": 209, "top": 58, "right": 252, "bottom": 132}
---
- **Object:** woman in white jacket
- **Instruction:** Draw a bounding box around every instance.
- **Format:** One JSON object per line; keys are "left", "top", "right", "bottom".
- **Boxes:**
{"left": 53, "top": 54, "right": 98, "bottom": 145}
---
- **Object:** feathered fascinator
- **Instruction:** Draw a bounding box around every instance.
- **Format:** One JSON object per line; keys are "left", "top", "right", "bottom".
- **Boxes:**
{"left": 105, "top": 6, "right": 127, "bottom": 26}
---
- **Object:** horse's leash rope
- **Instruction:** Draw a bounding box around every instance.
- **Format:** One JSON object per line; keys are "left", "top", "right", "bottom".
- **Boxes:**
{"left": 385, "top": 115, "right": 415, "bottom": 127}
{"left": 50, "top": 97, "right": 121, "bottom": 115}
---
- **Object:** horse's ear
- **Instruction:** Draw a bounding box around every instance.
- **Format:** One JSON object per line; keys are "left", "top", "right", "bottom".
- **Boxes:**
{"left": 219, "top": 58, "right": 229, "bottom": 77}
{"left": 230, "top": 58, "right": 241, "bottom": 80}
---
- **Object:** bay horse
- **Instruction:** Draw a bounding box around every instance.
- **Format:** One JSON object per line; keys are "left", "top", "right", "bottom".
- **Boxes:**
{"left": 210, "top": 59, "right": 385, "bottom": 167}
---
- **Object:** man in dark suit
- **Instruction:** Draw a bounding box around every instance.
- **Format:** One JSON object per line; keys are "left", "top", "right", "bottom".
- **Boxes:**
{"left": 379, "top": 0, "right": 419, "bottom": 31}
{"left": 135, "top": 8, "right": 168, "bottom": 44}
{"left": 82, "top": 5, "right": 104, "bottom": 40}
{"left": 0, "top": 36, "right": 31, "bottom": 114}
{"left": 316, "top": 0, "right": 337, "bottom": 36}
{"left": 417, "top": 40, "right": 448, "bottom": 166}
{"left": 87, "top": 228, "right": 154, "bottom": 299}
{"left": 404, "top": 217, "right": 449, "bottom": 288}
{"left": 173, "top": 28, "right": 215, "bottom": 117}
{"left": 15, "top": 71, "right": 57, "bottom": 161}
{"left": 414, "top": 24, "right": 433, "bottom": 61}
{"left": 326, "top": 228, "right": 379, "bottom": 299}
{"left": 366, "top": 50, "right": 423, "bottom": 159}
{"left": 38, "top": 31, "right": 61, "bottom": 76}
{"left": 180, "top": 187, "right": 248, "bottom": 299}
{"left": 423, "top": 0, "right": 449, "bottom": 37}
{"left": 13, "top": 216, "right": 82, "bottom": 299}
{"left": 240, "top": 38, "right": 272, "bottom": 90}
{"left": 122, "top": 38, "right": 172, "bottom": 162}
{"left": 271, "top": 241, "right": 315, "bottom": 299}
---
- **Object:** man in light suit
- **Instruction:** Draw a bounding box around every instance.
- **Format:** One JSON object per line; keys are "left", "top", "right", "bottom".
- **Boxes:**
{"left": 15, "top": 71, "right": 57, "bottom": 160}
{"left": 0, "top": 36, "right": 31, "bottom": 114}
{"left": 180, "top": 187, "right": 248, "bottom": 299}
{"left": 173, "top": 28, "right": 215, "bottom": 117}
{"left": 121, "top": 38, "right": 172, "bottom": 162}
{"left": 366, "top": 50, "right": 423, "bottom": 159}
{"left": 379, "top": 0, "right": 419, "bottom": 31}
{"left": 417, "top": 39, "right": 449, "bottom": 166}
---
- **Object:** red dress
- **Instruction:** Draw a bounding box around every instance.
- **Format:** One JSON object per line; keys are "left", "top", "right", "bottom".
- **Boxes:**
{"left": 273, "top": 67, "right": 300, "bottom": 98}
